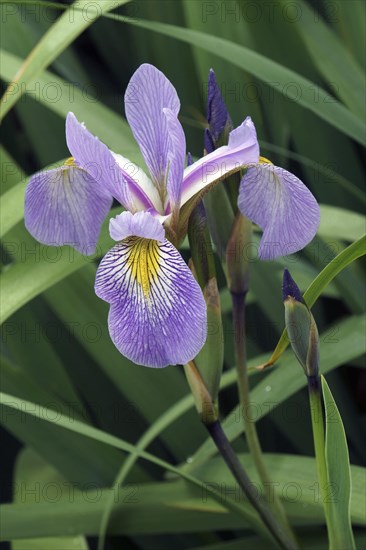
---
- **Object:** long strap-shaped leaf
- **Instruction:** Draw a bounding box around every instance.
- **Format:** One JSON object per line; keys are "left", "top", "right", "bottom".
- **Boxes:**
{"left": 2, "top": 1, "right": 364, "bottom": 145}
{"left": 0, "top": 392, "right": 264, "bottom": 538}
{"left": 0, "top": 0, "right": 130, "bottom": 120}
{"left": 115, "top": 14, "right": 364, "bottom": 145}
{"left": 322, "top": 377, "right": 356, "bottom": 549}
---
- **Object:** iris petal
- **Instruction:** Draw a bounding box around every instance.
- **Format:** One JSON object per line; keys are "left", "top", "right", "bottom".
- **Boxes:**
{"left": 66, "top": 113, "right": 155, "bottom": 212}
{"left": 180, "top": 116, "right": 259, "bottom": 207}
{"left": 109, "top": 211, "right": 165, "bottom": 243}
{"left": 95, "top": 237, "right": 207, "bottom": 368}
{"left": 238, "top": 164, "right": 320, "bottom": 259}
{"left": 163, "top": 107, "right": 186, "bottom": 215}
{"left": 24, "top": 165, "right": 112, "bottom": 254}
{"left": 125, "top": 64, "right": 181, "bottom": 193}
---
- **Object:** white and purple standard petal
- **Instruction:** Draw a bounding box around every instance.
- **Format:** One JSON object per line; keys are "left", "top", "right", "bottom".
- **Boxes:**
{"left": 66, "top": 113, "right": 155, "bottom": 213}
{"left": 238, "top": 164, "right": 320, "bottom": 260}
{"left": 24, "top": 165, "right": 112, "bottom": 254}
{"left": 125, "top": 64, "right": 180, "bottom": 192}
{"left": 180, "top": 116, "right": 259, "bottom": 207}
{"left": 95, "top": 235, "right": 207, "bottom": 368}
{"left": 163, "top": 108, "right": 186, "bottom": 215}
{"left": 109, "top": 211, "right": 165, "bottom": 242}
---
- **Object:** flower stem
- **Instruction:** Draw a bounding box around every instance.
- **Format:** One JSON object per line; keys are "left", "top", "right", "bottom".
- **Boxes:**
{"left": 205, "top": 419, "right": 297, "bottom": 550}
{"left": 231, "top": 292, "right": 297, "bottom": 546}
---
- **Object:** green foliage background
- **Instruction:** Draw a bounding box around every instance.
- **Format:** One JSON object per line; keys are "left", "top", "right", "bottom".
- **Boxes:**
{"left": 0, "top": 1, "right": 365, "bottom": 549}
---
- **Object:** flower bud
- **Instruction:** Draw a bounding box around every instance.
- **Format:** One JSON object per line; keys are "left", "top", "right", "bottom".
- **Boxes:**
{"left": 205, "top": 69, "right": 233, "bottom": 153}
{"left": 283, "top": 269, "right": 319, "bottom": 378}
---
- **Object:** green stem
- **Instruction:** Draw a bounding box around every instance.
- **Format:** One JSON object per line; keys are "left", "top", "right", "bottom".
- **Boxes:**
{"left": 232, "top": 292, "right": 298, "bottom": 546}
{"left": 206, "top": 419, "right": 297, "bottom": 550}
{"left": 307, "top": 376, "right": 331, "bottom": 534}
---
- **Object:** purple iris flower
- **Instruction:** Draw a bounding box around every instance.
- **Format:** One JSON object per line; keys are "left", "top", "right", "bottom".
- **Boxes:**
{"left": 24, "top": 64, "right": 319, "bottom": 368}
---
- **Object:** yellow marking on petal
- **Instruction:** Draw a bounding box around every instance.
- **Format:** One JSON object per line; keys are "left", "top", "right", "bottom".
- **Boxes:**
{"left": 126, "top": 237, "right": 160, "bottom": 298}
{"left": 64, "top": 157, "right": 77, "bottom": 167}
{"left": 259, "top": 156, "right": 273, "bottom": 165}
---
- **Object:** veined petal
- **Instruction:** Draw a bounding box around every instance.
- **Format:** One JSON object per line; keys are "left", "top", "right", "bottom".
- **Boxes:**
{"left": 163, "top": 107, "right": 186, "bottom": 215}
{"left": 95, "top": 238, "right": 207, "bottom": 368}
{"left": 24, "top": 165, "right": 112, "bottom": 254}
{"left": 109, "top": 211, "right": 165, "bottom": 242}
{"left": 180, "top": 116, "right": 259, "bottom": 207}
{"left": 113, "top": 153, "right": 162, "bottom": 214}
{"left": 66, "top": 112, "right": 155, "bottom": 212}
{"left": 125, "top": 64, "right": 180, "bottom": 191}
{"left": 238, "top": 164, "right": 320, "bottom": 260}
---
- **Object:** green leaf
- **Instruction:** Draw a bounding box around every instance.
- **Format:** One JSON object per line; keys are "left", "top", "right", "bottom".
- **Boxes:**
{"left": 0, "top": 355, "right": 125, "bottom": 486}
{"left": 0, "top": 147, "right": 25, "bottom": 194}
{"left": 117, "top": 15, "right": 365, "bottom": 145}
{"left": 0, "top": 176, "right": 27, "bottom": 237}
{"left": 12, "top": 448, "right": 89, "bottom": 550}
{"left": 287, "top": 0, "right": 366, "bottom": 118}
{"left": 0, "top": 0, "right": 130, "bottom": 120}
{"left": 0, "top": 50, "right": 141, "bottom": 163}
{"left": 321, "top": 376, "right": 356, "bottom": 549}
{"left": 266, "top": 235, "right": 366, "bottom": 366}
{"left": 0, "top": 391, "right": 264, "bottom": 536}
{"left": 2, "top": 453, "right": 364, "bottom": 541}
{"left": 318, "top": 206, "right": 366, "bottom": 242}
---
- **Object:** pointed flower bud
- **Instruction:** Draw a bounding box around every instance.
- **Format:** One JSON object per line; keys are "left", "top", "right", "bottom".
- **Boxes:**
{"left": 283, "top": 269, "right": 319, "bottom": 378}
{"left": 205, "top": 69, "right": 233, "bottom": 153}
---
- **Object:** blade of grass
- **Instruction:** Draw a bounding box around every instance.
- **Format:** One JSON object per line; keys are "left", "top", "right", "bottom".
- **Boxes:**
{"left": 115, "top": 15, "right": 365, "bottom": 145}
{"left": 285, "top": 0, "right": 365, "bottom": 118}
{"left": 0, "top": 391, "right": 267, "bottom": 538}
{"left": 13, "top": 2, "right": 364, "bottom": 143}
{"left": 321, "top": 377, "right": 356, "bottom": 549}
{"left": 0, "top": 0, "right": 130, "bottom": 120}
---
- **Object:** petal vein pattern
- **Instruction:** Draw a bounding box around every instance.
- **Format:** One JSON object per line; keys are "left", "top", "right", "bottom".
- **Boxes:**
{"left": 125, "top": 64, "right": 180, "bottom": 192}
{"left": 238, "top": 164, "right": 320, "bottom": 259}
{"left": 24, "top": 166, "right": 112, "bottom": 254}
{"left": 95, "top": 238, "right": 207, "bottom": 368}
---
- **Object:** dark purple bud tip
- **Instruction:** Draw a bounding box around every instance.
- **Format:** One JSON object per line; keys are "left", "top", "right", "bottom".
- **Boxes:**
{"left": 187, "top": 152, "right": 194, "bottom": 167}
{"left": 282, "top": 268, "right": 304, "bottom": 303}
{"left": 207, "top": 69, "right": 231, "bottom": 142}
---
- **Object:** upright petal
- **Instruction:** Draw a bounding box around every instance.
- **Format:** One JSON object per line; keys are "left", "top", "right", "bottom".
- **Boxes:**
{"left": 238, "top": 164, "right": 320, "bottom": 259}
{"left": 125, "top": 64, "right": 180, "bottom": 191}
{"left": 109, "top": 211, "right": 165, "bottom": 243}
{"left": 66, "top": 112, "right": 156, "bottom": 212}
{"left": 24, "top": 165, "right": 112, "bottom": 254}
{"left": 181, "top": 116, "right": 259, "bottom": 207}
{"left": 95, "top": 231, "right": 207, "bottom": 368}
{"left": 163, "top": 107, "right": 186, "bottom": 215}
